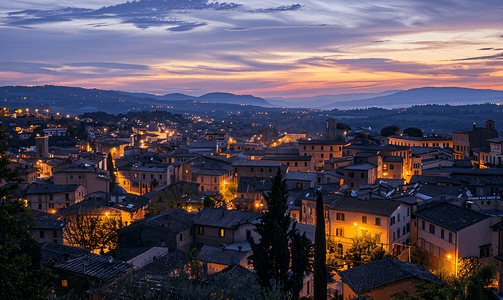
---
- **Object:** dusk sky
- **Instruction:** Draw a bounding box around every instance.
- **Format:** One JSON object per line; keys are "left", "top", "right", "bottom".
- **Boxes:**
{"left": 1, "top": 0, "right": 503, "bottom": 98}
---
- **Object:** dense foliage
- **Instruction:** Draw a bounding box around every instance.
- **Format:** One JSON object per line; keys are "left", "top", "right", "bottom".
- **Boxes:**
{"left": 0, "top": 129, "right": 57, "bottom": 299}
{"left": 248, "top": 170, "right": 313, "bottom": 299}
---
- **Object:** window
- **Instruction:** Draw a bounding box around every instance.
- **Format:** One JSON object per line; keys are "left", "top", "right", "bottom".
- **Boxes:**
{"left": 304, "top": 162, "right": 307, "bottom": 167}
{"left": 422, "top": 220, "right": 425, "bottom": 230}
{"left": 179, "top": 233, "right": 183, "bottom": 241}
{"left": 38, "top": 204, "right": 42, "bottom": 210}
{"left": 441, "top": 229, "right": 445, "bottom": 239}
{"left": 360, "top": 172, "right": 365, "bottom": 178}
{"left": 398, "top": 214, "right": 400, "bottom": 221}
{"left": 391, "top": 216, "right": 396, "bottom": 225}
{"left": 246, "top": 230, "right": 252, "bottom": 241}
{"left": 429, "top": 224, "right": 435, "bottom": 235}
{"left": 50, "top": 194, "right": 53, "bottom": 201}
{"left": 480, "top": 245, "right": 491, "bottom": 258}
{"left": 160, "top": 175, "right": 162, "bottom": 180}
{"left": 406, "top": 223, "right": 410, "bottom": 233}
{"left": 449, "top": 232, "right": 453, "bottom": 243}
{"left": 375, "top": 233, "right": 382, "bottom": 243}
{"left": 295, "top": 162, "right": 298, "bottom": 167}
{"left": 219, "top": 228, "right": 225, "bottom": 237}
{"left": 198, "top": 226, "right": 204, "bottom": 235}
{"left": 397, "top": 228, "right": 400, "bottom": 238}
{"left": 260, "top": 168, "right": 264, "bottom": 172}
{"left": 375, "top": 218, "right": 381, "bottom": 226}
{"left": 65, "top": 193, "right": 69, "bottom": 200}
{"left": 297, "top": 183, "right": 302, "bottom": 189}
{"left": 321, "top": 146, "right": 324, "bottom": 151}
{"left": 336, "top": 213, "right": 345, "bottom": 221}
{"left": 142, "top": 174, "right": 145, "bottom": 179}
{"left": 335, "top": 228, "right": 344, "bottom": 237}
{"left": 362, "top": 216, "right": 367, "bottom": 224}
{"left": 40, "top": 231, "right": 45, "bottom": 239}
{"left": 251, "top": 167, "right": 254, "bottom": 172}
{"left": 390, "top": 164, "right": 394, "bottom": 170}
{"left": 393, "top": 232, "right": 395, "bottom": 240}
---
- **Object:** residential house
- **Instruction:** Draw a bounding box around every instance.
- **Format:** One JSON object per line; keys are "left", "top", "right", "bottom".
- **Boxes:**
{"left": 339, "top": 258, "right": 444, "bottom": 300}
{"left": 53, "top": 165, "right": 110, "bottom": 194}
{"left": 452, "top": 120, "right": 497, "bottom": 159}
{"left": 117, "top": 207, "right": 195, "bottom": 252}
{"left": 412, "top": 202, "right": 492, "bottom": 273}
{"left": 26, "top": 183, "right": 86, "bottom": 213}
{"left": 329, "top": 195, "right": 409, "bottom": 254}
{"left": 298, "top": 140, "right": 346, "bottom": 171}
{"left": 260, "top": 155, "right": 315, "bottom": 172}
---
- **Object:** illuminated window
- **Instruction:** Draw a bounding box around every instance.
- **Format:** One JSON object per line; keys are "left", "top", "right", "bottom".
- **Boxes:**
{"left": 62, "top": 280, "right": 68, "bottom": 287}
{"left": 199, "top": 226, "right": 204, "bottom": 235}
{"left": 219, "top": 228, "right": 225, "bottom": 237}
{"left": 362, "top": 216, "right": 367, "bottom": 224}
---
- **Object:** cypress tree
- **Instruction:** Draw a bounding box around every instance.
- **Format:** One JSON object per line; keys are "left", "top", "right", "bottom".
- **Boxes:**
{"left": 107, "top": 152, "right": 116, "bottom": 189}
{"left": 248, "top": 170, "right": 312, "bottom": 299}
{"left": 314, "top": 191, "right": 327, "bottom": 300}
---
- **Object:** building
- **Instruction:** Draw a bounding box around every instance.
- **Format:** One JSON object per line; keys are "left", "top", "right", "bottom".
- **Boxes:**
{"left": 53, "top": 165, "right": 110, "bottom": 194}
{"left": 343, "top": 164, "right": 378, "bottom": 191}
{"left": 260, "top": 155, "right": 315, "bottom": 172}
{"left": 452, "top": 120, "right": 497, "bottom": 159}
{"left": 232, "top": 160, "right": 286, "bottom": 182}
{"left": 192, "top": 208, "right": 261, "bottom": 249}
{"left": 325, "top": 119, "right": 348, "bottom": 140}
{"left": 387, "top": 134, "right": 452, "bottom": 148}
{"left": 412, "top": 202, "right": 492, "bottom": 273}
{"left": 26, "top": 183, "right": 86, "bottom": 213}
{"left": 328, "top": 195, "right": 409, "bottom": 254}
{"left": 117, "top": 207, "right": 195, "bottom": 252}
{"left": 298, "top": 140, "right": 346, "bottom": 171}
{"left": 338, "top": 258, "right": 444, "bottom": 300}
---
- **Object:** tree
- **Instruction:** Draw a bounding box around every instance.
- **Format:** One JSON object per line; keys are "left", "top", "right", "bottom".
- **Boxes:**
{"left": 314, "top": 192, "right": 327, "bottom": 300}
{"left": 403, "top": 127, "right": 423, "bottom": 137}
{"left": 0, "top": 129, "right": 57, "bottom": 299}
{"left": 346, "top": 233, "right": 387, "bottom": 267}
{"left": 63, "top": 213, "right": 123, "bottom": 254}
{"left": 248, "top": 170, "right": 313, "bottom": 299}
{"left": 380, "top": 125, "right": 400, "bottom": 137}
{"left": 149, "top": 184, "right": 203, "bottom": 215}
{"left": 107, "top": 152, "right": 116, "bottom": 190}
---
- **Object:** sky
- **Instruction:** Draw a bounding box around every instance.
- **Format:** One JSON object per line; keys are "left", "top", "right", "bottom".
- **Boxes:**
{"left": 1, "top": 0, "right": 503, "bottom": 98}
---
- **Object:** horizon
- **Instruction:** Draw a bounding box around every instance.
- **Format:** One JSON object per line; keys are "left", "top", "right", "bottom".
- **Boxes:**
{"left": 2, "top": 0, "right": 503, "bottom": 99}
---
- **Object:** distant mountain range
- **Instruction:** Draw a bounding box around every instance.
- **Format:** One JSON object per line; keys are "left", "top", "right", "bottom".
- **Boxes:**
{"left": 2, "top": 85, "right": 503, "bottom": 116}
{"left": 267, "top": 90, "right": 400, "bottom": 108}
{"left": 326, "top": 87, "right": 503, "bottom": 109}
{"left": 118, "top": 91, "right": 271, "bottom": 106}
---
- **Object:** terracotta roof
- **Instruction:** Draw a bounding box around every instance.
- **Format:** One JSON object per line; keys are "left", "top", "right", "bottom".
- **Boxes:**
{"left": 413, "top": 202, "right": 489, "bottom": 232}
{"left": 54, "top": 253, "right": 132, "bottom": 282}
{"left": 339, "top": 258, "right": 443, "bottom": 294}
{"left": 192, "top": 208, "right": 260, "bottom": 229}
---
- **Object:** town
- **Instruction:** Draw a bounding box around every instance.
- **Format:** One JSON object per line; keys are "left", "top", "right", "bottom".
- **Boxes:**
{"left": 1, "top": 104, "right": 503, "bottom": 300}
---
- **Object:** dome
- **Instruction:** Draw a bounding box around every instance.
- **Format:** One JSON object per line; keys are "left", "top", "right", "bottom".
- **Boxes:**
{"left": 147, "top": 123, "right": 160, "bottom": 133}
{"left": 110, "top": 185, "right": 127, "bottom": 196}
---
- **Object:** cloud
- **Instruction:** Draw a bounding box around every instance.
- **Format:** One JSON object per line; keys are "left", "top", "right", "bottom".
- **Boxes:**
{"left": 168, "top": 22, "right": 206, "bottom": 31}
{"left": 453, "top": 52, "right": 503, "bottom": 61}
{"left": 247, "top": 4, "right": 303, "bottom": 13}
